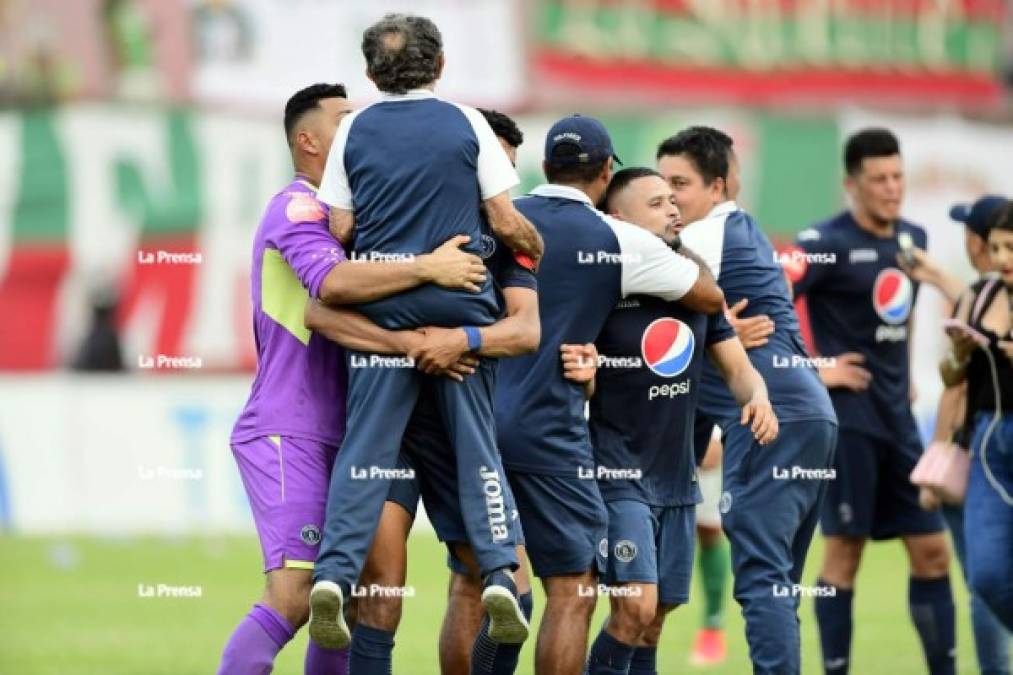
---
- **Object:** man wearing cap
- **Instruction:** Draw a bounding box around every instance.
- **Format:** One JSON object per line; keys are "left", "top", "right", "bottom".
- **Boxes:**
{"left": 309, "top": 13, "right": 543, "bottom": 658}
{"left": 900, "top": 195, "right": 1011, "bottom": 675}
{"left": 495, "top": 114, "right": 724, "bottom": 675}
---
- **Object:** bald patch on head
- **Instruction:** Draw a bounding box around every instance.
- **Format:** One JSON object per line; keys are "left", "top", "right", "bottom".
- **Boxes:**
{"left": 380, "top": 31, "right": 406, "bottom": 52}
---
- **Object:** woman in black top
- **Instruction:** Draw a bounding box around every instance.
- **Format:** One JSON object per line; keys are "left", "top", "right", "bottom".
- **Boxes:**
{"left": 940, "top": 204, "right": 1013, "bottom": 632}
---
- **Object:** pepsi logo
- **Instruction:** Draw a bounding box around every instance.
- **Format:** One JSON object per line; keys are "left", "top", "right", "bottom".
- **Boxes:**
{"left": 641, "top": 318, "right": 695, "bottom": 378}
{"left": 872, "top": 268, "right": 912, "bottom": 325}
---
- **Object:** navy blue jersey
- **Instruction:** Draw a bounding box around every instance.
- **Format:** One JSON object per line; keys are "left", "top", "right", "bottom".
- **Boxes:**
{"left": 318, "top": 90, "right": 519, "bottom": 330}
{"left": 496, "top": 184, "right": 702, "bottom": 476}
{"left": 792, "top": 211, "right": 926, "bottom": 439}
{"left": 681, "top": 202, "right": 836, "bottom": 425}
{"left": 590, "top": 294, "right": 736, "bottom": 506}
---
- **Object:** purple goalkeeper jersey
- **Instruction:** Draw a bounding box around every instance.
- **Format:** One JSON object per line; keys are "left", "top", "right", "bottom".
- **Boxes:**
{"left": 231, "top": 178, "right": 348, "bottom": 446}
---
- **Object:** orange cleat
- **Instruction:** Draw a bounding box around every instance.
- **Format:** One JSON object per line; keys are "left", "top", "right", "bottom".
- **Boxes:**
{"left": 689, "top": 627, "right": 727, "bottom": 666}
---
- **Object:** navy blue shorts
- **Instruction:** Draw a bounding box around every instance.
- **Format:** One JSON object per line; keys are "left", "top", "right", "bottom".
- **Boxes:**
{"left": 596, "top": 499, "right": 695, "bottom": 606}
{"left": 386, "top": 400, "right": 523, "bottom": 575}
{"left": 507, "top": 470, "right": 607, "bottom": 579}
{"left": 820, "top": 427, "right": 944, "bottom": 540}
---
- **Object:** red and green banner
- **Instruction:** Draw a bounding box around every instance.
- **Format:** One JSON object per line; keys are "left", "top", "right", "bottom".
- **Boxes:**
{"left": 534, "top": 0, "right": 1005, "bottom": 105}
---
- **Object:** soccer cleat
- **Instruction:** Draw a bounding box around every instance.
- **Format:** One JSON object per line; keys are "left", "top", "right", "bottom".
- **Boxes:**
{"left": 308, "top": 580, "right": 351, "bottom": 650}
{"left": 689, "top": 627, "right": 727, "bottom": 666}
{"left": 480, "top": 568, "right": 529, "bottom": 645}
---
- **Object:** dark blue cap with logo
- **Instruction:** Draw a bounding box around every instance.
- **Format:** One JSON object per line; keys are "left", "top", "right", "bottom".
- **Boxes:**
{"left": 544, "top": 114, "right": 623, "bottom": 166}
{"left": 949, "top": 195, "right": 1007, "bottom": 238}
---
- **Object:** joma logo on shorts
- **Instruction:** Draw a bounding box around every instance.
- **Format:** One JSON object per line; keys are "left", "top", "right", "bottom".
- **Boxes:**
{"left": 479, "top": 466, "right": 508, "bottom": 542}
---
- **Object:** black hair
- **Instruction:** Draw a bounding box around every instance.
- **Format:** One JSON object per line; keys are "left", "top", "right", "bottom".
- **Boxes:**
{"left": 844, "top": 128, "right": 900, "bottom": 176}
{"left": 655, "top": 126, "right": 733, "bottom": 185}
{"left": 284, "top": 83, "right": 347, "bottom": 146}
{"left": 478, "top": 108, "right": 523, "bottom": 148}
{"left": 604, "top": 167, "right": 663, "bottom": 212}
{"left": 544, "top": 143, "right": 609, "bottom": 185}
{"left": 362, "top": 14, "right": 443, "bottom": 95}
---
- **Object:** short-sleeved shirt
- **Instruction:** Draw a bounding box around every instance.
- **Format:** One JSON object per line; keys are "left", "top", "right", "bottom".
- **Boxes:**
{"left": 791, "top": 211, "right": 927, "bottom": 439}
{"left": 591, "top": 293, "right": 736, "bottom": 507}
{"left": 231, "top": 179, "right": 348, "bottom": 446}
{"left": 680, "top": 201, "right": 836, "bottom": 426}
{"left": 496, "top": 184, "right": 701, "bottom": 476}
{"left": 317, "top": 88, "right": 519, "bottom": 330}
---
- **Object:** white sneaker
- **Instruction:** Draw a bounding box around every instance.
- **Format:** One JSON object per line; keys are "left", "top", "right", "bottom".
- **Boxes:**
{"left": 308, "top": 581, "right": 350, "bottom": 650}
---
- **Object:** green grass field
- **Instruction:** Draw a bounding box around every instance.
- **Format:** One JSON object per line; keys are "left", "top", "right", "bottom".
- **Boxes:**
{"left": 0, "top": 532, "right": 988, "bottom": 674}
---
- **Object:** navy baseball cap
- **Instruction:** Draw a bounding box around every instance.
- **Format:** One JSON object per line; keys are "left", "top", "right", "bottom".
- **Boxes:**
{"left": 544, "top": 114, "right": 622, "bottom": 166}
{"left": 950, "top": 195, "right": 1007, "bottom": 238}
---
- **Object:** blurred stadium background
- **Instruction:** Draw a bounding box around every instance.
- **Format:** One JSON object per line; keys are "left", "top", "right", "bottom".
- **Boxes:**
{"left": 0, "top": 1, "right": 1012, "bottom": 673}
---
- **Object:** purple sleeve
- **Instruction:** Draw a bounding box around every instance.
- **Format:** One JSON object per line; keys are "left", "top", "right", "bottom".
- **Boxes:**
{"left": 273, "top": 195, "right": 347, "bottom": 298}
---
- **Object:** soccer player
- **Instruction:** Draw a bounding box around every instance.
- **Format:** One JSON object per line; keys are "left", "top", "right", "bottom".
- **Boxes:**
{"left": 577, "top": 167, "right": 778, "bottom": 675}
{"left": 309, "top": 13, "right": 543, "bottom": 653}
{"left": 657, "top": 126, "right": 838, "bottom": 675}
{"left": 791, "top": 128, "right": 955, "bottom": 675}
{"left": 302, "top": 108, "right": 538, "bottom": 675}
{"left": 496, "top": 115, "right": 724, "bottom": 675}
{"left": 220, "top": 83, "right": 488, "bottom": 675}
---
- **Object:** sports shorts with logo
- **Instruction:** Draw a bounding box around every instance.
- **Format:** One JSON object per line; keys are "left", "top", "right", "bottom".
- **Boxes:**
{"left": 232, "top": 435, "right": 337, "bottom": 572}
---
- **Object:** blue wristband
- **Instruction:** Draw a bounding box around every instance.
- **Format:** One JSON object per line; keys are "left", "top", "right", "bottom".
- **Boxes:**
{"left": 463, "top": 326, "right": 482, "bottom": 352}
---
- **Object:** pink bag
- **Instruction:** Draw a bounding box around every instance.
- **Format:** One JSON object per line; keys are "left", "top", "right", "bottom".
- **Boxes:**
{"left": 910, "top": 441, "right": 970, "bottom": 505}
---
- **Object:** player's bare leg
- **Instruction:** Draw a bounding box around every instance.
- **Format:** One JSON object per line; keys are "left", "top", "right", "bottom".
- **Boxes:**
{"left": 629, "top": 604, "right": 677, "bottom": 674}
{"left": 819, "top": 535, "right": 866, "bottom": 589}
{"left": 538, "top": 570, "right": 597, "bottom": 675}
{"left": 347, "top": 501, "right": 413, "bottom": 674}
{"left": 357, "top": 501, "right": 413, "bottom": 631}
{"left": 262, "top": 567, "right": 313, "bottom": 628}
{"left": 585, "top": 583, "right": 656, "bottom": 675}
{"left": 440, "top": 544, "right": 532, "bottom": 674}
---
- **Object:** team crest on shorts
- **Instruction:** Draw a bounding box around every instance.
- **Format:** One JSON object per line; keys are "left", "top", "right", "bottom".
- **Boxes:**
{"left": 614, "top": 540, "right": 638, "bottom": 563}
{"left": 719, "top": 491, "right": 733, "bottom": 514}
{"left": 838, "top": 503, "right": 853, "bottom": 524}
{"left": 300, "top": 524, "right": 322, "bottom": 546}
{"left": 598, "top": 537, "right": 609, "bottom": 559}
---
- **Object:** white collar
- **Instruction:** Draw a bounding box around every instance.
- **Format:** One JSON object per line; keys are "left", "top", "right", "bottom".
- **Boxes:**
{"left": 529, "top": 183, "right": 596, "bottom": 207}
{"left": 705, "top": 201, "right": 738, "bottom": 219}
{"left": 379, "top": 88, "right": 437, "bottom": 102}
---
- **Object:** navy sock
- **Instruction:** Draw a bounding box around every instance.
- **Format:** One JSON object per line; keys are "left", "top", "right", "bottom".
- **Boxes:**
{"left": 628, "top": 646, "right": 657, "bottom": 675}
{"left": 814, "top": 578, "right": 853, "bottom": 674}
{"left": 349, "top": 624, "right": 394, "bottom": 675}
{"left": 471, "top": 591, "right": 533, "bottom": 675}
{"left": 909, "top": 576, "right": 956, "bottom": 675}
{"left": 585, "top": 626, "right": 635, "bottom": 675}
